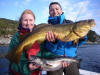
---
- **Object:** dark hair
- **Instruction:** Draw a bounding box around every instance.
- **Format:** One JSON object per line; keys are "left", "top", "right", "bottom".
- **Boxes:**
{"left": 49, "top": 2, "right": 62, "bottom": 9}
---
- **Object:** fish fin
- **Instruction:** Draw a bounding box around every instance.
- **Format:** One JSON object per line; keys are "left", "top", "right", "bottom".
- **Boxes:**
{"left": 61, "top": 32, "right": 72, "bottom": 42}
{"left": 61, "top": 36, "right": 68, "bottom": 42}
{"left": 73, "top": 39, "right": 79, "bottom": 45}
{"left": 61, "top": 32, "right": 80, "bottom": 42}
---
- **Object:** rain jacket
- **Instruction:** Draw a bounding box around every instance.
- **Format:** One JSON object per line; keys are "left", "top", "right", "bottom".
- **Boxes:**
{"left": 45, "top": 13, "right": 87, "bottom": 58}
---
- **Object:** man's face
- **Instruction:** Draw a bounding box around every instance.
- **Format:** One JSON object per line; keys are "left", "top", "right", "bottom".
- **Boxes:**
{"left": 49, "top": 4, "right": 63, "bottom": 17}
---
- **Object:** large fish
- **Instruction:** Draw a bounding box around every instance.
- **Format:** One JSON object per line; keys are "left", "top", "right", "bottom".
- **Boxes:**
{"left": 29, "top": 55, "right": 79, "bottom": 71}
{"left": 6, "top": 19, "right": 95, "bottom": 64}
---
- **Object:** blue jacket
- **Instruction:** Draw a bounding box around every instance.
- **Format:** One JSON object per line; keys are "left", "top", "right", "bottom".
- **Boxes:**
{"left": 45, "top": 36, "right": 87, "bottom": 58}
{"left": 45, "top": 13, "right": 87, "bottom": 58}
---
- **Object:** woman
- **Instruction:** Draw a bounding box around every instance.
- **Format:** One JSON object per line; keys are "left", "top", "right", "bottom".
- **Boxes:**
{"left": 45, "top": 2, "right": 87, "bottom": 75}
{"left": 8, "top": 9, "right": 41, "bottom": 75}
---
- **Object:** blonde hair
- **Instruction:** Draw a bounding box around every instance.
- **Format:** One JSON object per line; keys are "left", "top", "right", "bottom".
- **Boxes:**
{"left": 19, "top": 9, "right": 35, "bottom": 25}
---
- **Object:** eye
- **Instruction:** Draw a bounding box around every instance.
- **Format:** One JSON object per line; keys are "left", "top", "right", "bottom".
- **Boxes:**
{"left": 50, "top": 9, "right": 53, "bottom": 12}
{"left": 24, "top": 19, "right": 27, "bottom": 21}
{"left": 30, "top": 19, "right": 33, "bottom": 21}
{"left": 56, "top": 8, "right": 59, "bottom": 10}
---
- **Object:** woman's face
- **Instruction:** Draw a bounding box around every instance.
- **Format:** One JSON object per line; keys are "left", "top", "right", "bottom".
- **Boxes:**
{"left": 21, "top": 14, "right": 35, "bottom": 32}
{"left": 49, "top": 4, "right": 63, "bottom": 17}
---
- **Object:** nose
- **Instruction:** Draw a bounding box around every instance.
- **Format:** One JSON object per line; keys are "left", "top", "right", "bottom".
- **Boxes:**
{"left": 27, "top": 20, "right": 30, "bottom": 25}
{"left": 53, "top": 9, "right": 57, "bottom": 16}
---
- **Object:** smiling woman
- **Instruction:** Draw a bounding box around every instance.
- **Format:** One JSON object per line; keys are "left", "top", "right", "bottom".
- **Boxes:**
{"left": 6, "top": 9, "right": 42, "bottom": 75}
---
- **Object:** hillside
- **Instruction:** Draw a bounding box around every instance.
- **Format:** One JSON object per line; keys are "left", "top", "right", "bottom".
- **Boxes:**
{"left": 0, "top": 18, "right": 18, "bottom": 37}
{"left": 87, "top": 30, "right": 100, "bottom": 42}
{"left": 0, "top": 18, "right": 100, "bottom": 42}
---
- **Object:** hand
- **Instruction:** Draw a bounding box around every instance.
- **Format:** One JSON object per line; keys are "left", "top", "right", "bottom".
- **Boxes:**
{"left": 81, "top": 36, "right": 85, "bottom": 39}
{"left": 62, "top": 61, "right": 70, "bottom": 68}
{"left": 29, "top": 62, "right": 40, "bottom": 71}
{"left": 46, "top": 31, "right": 56, "bottom": 42}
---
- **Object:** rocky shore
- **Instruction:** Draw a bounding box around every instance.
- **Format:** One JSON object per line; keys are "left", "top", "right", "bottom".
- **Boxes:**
{"left": 0, "top": 37, "right": 11, "bottom": 45}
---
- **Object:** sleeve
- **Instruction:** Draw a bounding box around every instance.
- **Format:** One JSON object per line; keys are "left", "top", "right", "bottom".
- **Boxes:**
{"left": 78, "top": 35, "right": 87, "bottom": 46}
{"left": 19, "top": 52, "right": 33, "bottom": 75}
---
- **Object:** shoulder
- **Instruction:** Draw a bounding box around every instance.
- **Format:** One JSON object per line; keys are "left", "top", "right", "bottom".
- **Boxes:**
{"left": 12, "top": 32, "right": 20, "bottom": 40}
{"left": 8, "top": 32, "right": 20, "bottom": 51}
{"left": 63, "top": 19, "right": 74, "bottom": 24}
{"left": 10, "top": 32, "right": 20, "bottom": 45}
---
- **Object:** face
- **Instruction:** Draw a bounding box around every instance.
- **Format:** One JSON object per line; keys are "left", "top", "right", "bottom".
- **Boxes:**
{"left": 21, "top": 14, "right": 35, "bottom": 32}
{"left": 49, "top": 4, "right": 63, "bottom": 17}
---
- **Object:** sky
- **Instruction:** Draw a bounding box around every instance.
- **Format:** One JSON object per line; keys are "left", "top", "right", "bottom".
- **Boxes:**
{"left": 0, "top": 0, "right": 100, "bottom": 35}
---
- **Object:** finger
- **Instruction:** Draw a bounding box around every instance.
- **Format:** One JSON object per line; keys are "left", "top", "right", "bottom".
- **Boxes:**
{"left": 46, "top": 31, "right": 56, "bottom": 42}
{"left": 50, "top": 32, "right": 55, "bottom": 42}
{"left": 62, "top": 61, "right": 69, "bottom": 67}
{"left": 46, "top": 32, "right": 50, "bottom": 41}
{"left": 48, "top": 31, "right": 54, "bottom": 42}
{"left": 48, "top": 31, "right": 52, "bottom": 41}
{"left": 47, "top": 31, "right": 52, "bottom": 41}
{"left": 62, "top": 61, "right": 65, "bottom": 68}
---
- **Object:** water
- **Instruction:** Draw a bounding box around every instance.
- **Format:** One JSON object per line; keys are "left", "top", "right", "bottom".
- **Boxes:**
{"left": 0, "top": 44, "right": 100, "bottom": 74}
{"left": 77, "top": 44, "right": 100, "bottom": 73}
{"left": 0, "top": 46, "right": 9, "bottom": 75}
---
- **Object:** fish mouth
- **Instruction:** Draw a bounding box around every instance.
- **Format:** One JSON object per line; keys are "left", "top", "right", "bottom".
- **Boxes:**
{"left": 89, "top": 19, "right": 96, "bottom": 28}
{"left": 46, "top": 64, "right": 53, "bottom": 67}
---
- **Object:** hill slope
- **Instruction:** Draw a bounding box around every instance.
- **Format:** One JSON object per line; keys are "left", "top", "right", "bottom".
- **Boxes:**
{"left": 0, "top": 18, "right": 18, "bottom": 36}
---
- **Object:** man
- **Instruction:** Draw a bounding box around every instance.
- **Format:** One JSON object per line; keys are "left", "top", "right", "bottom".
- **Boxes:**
{"left": 45, "top": 2, "right": 87, "bottom": 75}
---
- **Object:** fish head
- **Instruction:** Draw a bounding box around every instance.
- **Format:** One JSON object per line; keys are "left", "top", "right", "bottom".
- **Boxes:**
{"left": 30, "top": 55, "right": 41, "bottom": 64}
{"left": 73, "top": 19, "right": 95, "bottom": 37}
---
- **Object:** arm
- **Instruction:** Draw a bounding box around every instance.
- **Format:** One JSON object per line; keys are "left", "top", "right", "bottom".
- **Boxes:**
{"left": 8, "top": 32, "right": 20, "bottom": 52}
{"left": 18, "top": 52, "right": 41, "bottom": 74}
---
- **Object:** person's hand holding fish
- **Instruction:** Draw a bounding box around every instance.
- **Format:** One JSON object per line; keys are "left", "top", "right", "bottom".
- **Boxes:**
{"left": 46, "top": 31, "right": 56, "bottom": 42}
{"left": 62, "top": 61, "right": 70, "bottom": 68}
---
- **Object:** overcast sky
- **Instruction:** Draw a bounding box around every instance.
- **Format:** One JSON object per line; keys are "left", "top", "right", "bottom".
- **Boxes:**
{"left": 0, "top": 0, "right": 100, "bottom": 35}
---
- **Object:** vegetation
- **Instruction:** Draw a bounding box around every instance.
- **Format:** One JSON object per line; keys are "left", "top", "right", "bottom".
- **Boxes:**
{"left": 87, "top": 30, "right": 100, "bottom": 42}
{"left": 0, "top": 18, "right": 100, "bottom": 42}
{"left": 0, "top": 18, "right": 18, "bottom": 36}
